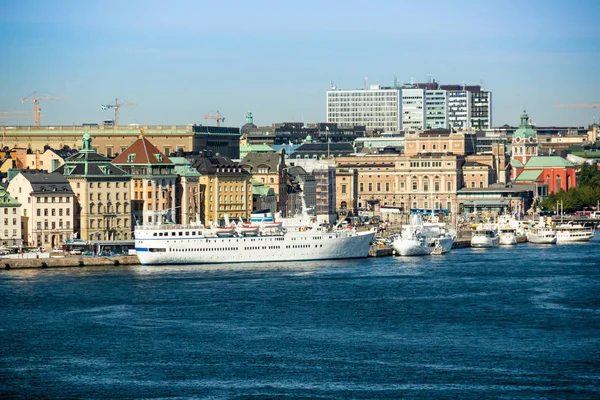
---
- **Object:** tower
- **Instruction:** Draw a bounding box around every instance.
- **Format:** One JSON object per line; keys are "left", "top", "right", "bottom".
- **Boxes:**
{"left": 511, "top": 110, "right": 538, "bottom": 180}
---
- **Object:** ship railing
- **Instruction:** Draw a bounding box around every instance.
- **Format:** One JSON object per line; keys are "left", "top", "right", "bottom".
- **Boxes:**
{"left": 135, "top": 223, "right": 206, "bottom": 231}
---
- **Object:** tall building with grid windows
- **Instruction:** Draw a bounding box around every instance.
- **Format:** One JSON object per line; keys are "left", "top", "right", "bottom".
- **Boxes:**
{"left": 326, "top": 85, "right": 401, "bottom": 132}
{"left": 327, "top": 80, "right": 491, "bottom": 132}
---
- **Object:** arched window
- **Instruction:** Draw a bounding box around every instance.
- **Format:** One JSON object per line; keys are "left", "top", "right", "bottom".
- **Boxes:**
{"left": 555, "top": 175, "right": 561, "bottom": 191}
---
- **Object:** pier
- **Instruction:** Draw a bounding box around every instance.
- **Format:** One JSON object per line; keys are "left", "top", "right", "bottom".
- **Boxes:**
{"left": 1, "top": 255, "right": 140, "bottom": 270}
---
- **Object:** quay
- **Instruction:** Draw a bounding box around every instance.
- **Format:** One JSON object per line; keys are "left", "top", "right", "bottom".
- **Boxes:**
{"left": 1, "top": 255, "right": 140, "bottom": 270}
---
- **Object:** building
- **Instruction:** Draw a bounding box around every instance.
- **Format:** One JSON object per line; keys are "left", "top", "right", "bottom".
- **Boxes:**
{"left": 335, "top": 167, "right": 358, "bottom": 215}
{"left": 54, "top": 133, "right": 132, "bottom": 242}
{"left": 402, "top": 87, "right": 426, "bottom": 131}
{"left": 1, "top": 124, "right": 241, "bottom": 160}
{"left": 287, "top": 165, "right": 317, "bottom": 216}
{"left": 187, "top": 152, "right": 252, "bottom": 225}
{"left": 7, "top": 170, "right": 75, "bottom": 249}
{"left": 23, "top": 146, "right": 78, "bottom": 172}
{"left": 252, "top": 180, "right": 277, "bottom": 213}
{"left": 313, "top": 164, "right": 337, "bottom": 223}
{"left": 244, "top": 122, "right": 365, "bottom": 146}
{"left": 170, "top": 157, "right": 201, "bottom": 225}
{"left": 0, "top": 184, "right": 21, "bottom": 246}
{"left": 508, "top": 111, "right": 577, "bottom": 194}
{"left": 241, "top": 150, "right": 289, "bottom": 216}
{"left": 326, "top": 84, "right": 402, "bottom": 132}
{"left": 326, "top": 80, "right": 492, "bottom": 133}
{"left": 288, "top": 139, "right": 355, "bottom": 160}
{"left": 112, "top": 132, "right": 177, "bottom": 226}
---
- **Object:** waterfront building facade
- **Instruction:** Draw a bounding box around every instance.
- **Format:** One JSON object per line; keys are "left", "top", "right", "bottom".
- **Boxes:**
{"left": 170, "top": 157, "right": 201, "bottom": 225}
{"left": 187, "top": 152, "right": 252, "bottom": 225}
{"left": 0, "top": 184, "right": 21, "bottom": 246}
{"left": 7, "top": 171, "right": 75, "bottom": 248}
{"left": 54, "top": 133, "right": 131, "bottom": 241}
{"left": 241, "top": 150, "right": 289, "bottom": 216}
{"left": 112, "top": 133, "right": 177, "bottom": 226}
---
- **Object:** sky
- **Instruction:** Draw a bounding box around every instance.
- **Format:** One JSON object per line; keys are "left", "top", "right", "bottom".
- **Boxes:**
{"left": 1, "top": 0, "right": 599, "bottom": 128}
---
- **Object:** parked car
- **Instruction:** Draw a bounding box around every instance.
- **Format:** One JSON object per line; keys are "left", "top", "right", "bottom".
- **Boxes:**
{"left": 53, "top": 247, "right": 64, "bottom": 253}
{"left": 70, "top": 249, "right": 82, "bottom": 255}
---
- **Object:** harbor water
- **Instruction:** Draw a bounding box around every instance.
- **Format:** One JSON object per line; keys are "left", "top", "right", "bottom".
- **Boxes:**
{"left": 1, "top": 235, "right": 599, "bottom": 398}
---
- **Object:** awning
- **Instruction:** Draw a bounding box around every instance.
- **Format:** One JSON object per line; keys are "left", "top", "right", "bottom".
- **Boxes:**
{"left": 461, "top": 200, "right": 510, "bottom": 206}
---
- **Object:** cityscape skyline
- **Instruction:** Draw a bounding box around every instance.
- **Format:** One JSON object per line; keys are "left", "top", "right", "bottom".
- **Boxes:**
{"left": 1, "top": 0, "right": 599, "bottom": 128}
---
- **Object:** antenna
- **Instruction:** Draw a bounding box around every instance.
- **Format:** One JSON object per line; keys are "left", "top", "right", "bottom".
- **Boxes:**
{"left": 330, "top": 80, "right": 336, "bottom": 90}
{"left": 428, "top": 74, "right": 432, "bottom": 84}
{"left": 365, "top": 77, "right": 368, "bottom": 89}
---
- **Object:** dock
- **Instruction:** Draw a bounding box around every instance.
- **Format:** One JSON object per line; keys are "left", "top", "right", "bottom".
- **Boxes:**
{"left": 1, "top": 255, "right": 140, "bottom": 270}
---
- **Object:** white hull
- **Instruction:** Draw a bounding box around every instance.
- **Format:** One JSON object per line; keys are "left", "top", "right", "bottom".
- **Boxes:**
{"left": 554, "top": 225, "right": 595, "bottom": 243}
{"left": 471, "top": 236, "right": 500, "bottom": 248}
{"left": 135, "top": 226, "right": 376, "bottom": 265}
{"left": 498, "top": 233, "right": 518, "bottom": 246}
{"left": 392, "top": 236, "right": 454, "bottom": 256}
{"left": 527, "top": 229, "right": 557, "bottom": 244}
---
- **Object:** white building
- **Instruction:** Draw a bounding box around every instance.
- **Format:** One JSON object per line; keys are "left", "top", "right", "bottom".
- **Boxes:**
{"left": 447, "top": 90, "right": 471, "bottom": 130}
{"left": 326, "top": 85, "right": 401, "bottom": 132}
{"left": 401, "top": 88, "right": 426, "bottom": 131}
{"left": 0, "top": 184, "right": 21, "bottom": 247}
{"left": 7, "top": 171, "right": 75, "bottom": 249}
{"left": 425, "top": 90, "right": 448, "bottom": 129}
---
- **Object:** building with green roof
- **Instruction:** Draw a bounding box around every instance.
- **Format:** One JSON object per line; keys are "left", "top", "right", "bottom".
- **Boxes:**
{"left": 0, "top": 184, "right": 22, "bottom": 246}
{"left": 169, "top": 157, "right": 201, "bottom": 225}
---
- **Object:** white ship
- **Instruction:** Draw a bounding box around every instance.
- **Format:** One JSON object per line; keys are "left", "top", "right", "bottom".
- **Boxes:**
{"left": 392, "top": 214, "right": 455, "bottom": 256}
{"left": 553, "top": 222, "right": 595, "bottom": 243}
{"left": 470, "top": 228, "right": 500, "bottom": 248}
{"left": 134, "top": 205, "right": 375, "bottom": 265}
{"left": 498, "top": 226, "right": 518, "bottom": 246}
{"left": 527, "top": 226, "right": 557, "bottom": 244}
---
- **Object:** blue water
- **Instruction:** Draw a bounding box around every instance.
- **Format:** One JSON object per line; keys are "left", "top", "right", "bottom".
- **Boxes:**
{"left": 1, "top": 236, "right": 600, "bottom": 399}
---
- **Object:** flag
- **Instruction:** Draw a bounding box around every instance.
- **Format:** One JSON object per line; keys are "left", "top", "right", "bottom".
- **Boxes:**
{"left": 325, "top": 126, "right": 330, "bottom": 131}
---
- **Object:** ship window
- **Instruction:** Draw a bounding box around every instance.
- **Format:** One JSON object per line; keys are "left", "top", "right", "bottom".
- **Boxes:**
{"left": 172, "top": 232, "right": 176, "bottom": 236}
{"left": 153, "top": 233, "right": 157, "bottom": 236}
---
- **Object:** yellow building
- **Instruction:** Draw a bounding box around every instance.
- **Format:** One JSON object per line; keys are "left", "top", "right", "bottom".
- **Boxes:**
{"left": 187, "top": 153, "right": 252, "bottom": 225}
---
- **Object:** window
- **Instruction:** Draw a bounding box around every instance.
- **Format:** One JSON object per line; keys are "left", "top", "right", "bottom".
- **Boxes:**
{"left": 376, "top": 182, "right": 381, "bottom": 192}
{"left": 128, "top": 154, "right": 135, "bottom": 162}
{"left": 385, "top": 182, "right": 390, "bottom": 192}
{"left": 434, "top": 182, "right": 440, "bottom": 192}
{"left": 44, "top": 209, "right": 48, "bottom": 216}
{"left": 360, "top": 183, "right": 364, "bottom": 192}
{"left": 341, "top": 184, "right": 347, "bottom": 194}
{"left": 412, "top": 182, "right": 417, "bottom": 191}
{"left": 37, "top": 209, "right": 41, "bottom": 217}
{"left": 447, "top": 181, "right": 452, "bottom": 191}
{"left": 66, "top": 209, "right": 70, "bottom": 216}
{"left": 368, "top": 183, "right": 372, "bottom": 191}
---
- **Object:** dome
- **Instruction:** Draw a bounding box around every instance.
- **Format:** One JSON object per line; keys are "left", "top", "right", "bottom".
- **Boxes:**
{"left": 512, "top": 110, "right": 537, "bottom": 141}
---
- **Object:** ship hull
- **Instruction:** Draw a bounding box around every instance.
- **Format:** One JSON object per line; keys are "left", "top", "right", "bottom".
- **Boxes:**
{"left": 135, "top": 229, "right": 376, "bottom": 265}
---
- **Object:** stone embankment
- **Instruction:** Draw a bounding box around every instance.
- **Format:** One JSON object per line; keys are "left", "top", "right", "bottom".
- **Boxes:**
{"left": 1, "top": 255, "right": 140, "bottom": 270}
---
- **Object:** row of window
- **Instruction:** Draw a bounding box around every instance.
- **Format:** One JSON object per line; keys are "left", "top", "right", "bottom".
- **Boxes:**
{"left": 36, "top": 208, "right": 71, "bottom": 217}
{"left": 359, "top": 181, "right": 453, "bottom": 192}
{"left": 89, "top": 219, "right": 129, "bottom": 229}
{"left": 2, "top": 208, "right": 17, "bottom": 215}
{"left": 90, "top": 192, "right": 128, "bottom": 201}
{"left": 36, "top": 221, "right": 71, "bottom": 230}
{"left": 87, "top": 182, "right": 127, "bottom": 189}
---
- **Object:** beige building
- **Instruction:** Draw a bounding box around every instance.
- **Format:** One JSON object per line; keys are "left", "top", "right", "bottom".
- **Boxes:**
{"left": 170, "top": 157, "right": 202, "bottom": 225}
{"left": 55, "top": 133, "right": 132, "bottom": 241}
{"left": 112, "top": 133, "right": 177, "bottom": 226}
{"left": 7, "top": 171, "right": 75, "bottom": 249}
{"left": 23, "top": 147, "right": 78, "bottom": 172}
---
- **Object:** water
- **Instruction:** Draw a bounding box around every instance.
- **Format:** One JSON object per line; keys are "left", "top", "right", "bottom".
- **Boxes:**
{"left": 1, "top": 236, "right": 600, "bottom": 399}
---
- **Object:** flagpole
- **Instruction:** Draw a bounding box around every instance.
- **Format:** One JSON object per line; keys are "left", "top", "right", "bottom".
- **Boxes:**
{"left": 326, "top": 125, "right": 330, "bottom": 158}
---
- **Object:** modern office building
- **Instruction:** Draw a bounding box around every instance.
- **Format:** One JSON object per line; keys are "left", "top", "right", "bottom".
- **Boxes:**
{"left": 327, "top": 80, "right": 492, "bottom": 133}
{"left": 326, "top": 85, "right": 401, "bottom": 132}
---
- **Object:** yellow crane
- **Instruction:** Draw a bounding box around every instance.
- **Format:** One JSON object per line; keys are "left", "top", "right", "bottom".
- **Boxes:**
{"left": 21, "top": 92, "right": 66, "bottom": 127}
{"left": 203, "top": 110, "right": 225, "bottom": 127}
{"left": 555, "top": 104, "right": 600, "bottom": 109}
{"left": 0, "top": 111, "right": 34, "bottom": 120}
{"left": 101, "top": 98, "right": 136, "bottom": 126}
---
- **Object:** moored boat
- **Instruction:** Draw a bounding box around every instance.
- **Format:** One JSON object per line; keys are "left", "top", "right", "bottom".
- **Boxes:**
{"left": 498, "top": 226, "right": 518, "bottom": 245}
{"left": 553, "top": 222, "right": 595, "bottom": 243}
{"left": 471, "top": 229, "right": 500, "bottom": 248}
{"left": 527, "top": 226, "right": 557, "bottom": 244}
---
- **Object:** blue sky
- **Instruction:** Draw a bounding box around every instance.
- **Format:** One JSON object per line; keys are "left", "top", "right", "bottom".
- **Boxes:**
{"left": 1, "top": 0, "right": 599, "bottom": 128}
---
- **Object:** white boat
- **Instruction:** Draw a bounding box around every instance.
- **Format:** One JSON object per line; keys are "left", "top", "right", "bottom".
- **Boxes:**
{"left": 498, "top": 226, "right": 518, "bottom": 246}
{"left": 236, "top": 223, "right": 260, "bottom": 236}
{"left": 526, "top": 227, "right": 557, "bottom": 244}
{"left": 470, "top": 229, "right": 500, "bottom": 248}
{"left": 134, "top": 223, "right": 376, "bottom": 265}
{"left": 392, "top": 214, "right": 455, "bottom": 256}
{"left": 553, "top": 222, "right": 595, "bottom": 243}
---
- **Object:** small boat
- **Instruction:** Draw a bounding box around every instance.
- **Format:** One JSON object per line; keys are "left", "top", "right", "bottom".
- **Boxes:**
{"left": 236, "top": 223, "right": 260, "bottom": 236}
{"left": 498, "top": 226, "right": 518, "bottom": 245}
{"left": 211, "top": 225, "right": 237, "bottom": 236}
{"left": 392, "top": 214, "right": 455, "bottom": 256}
{"left": 471, "top": 229, "right": 499, "bottom": 248}
{"left": 527, "top": 227, "right": 557, "bottom": 244}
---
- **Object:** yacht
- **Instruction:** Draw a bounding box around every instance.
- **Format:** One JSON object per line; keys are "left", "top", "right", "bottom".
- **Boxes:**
{"left": 498, "top": 226, "right": 518, "bottom": 246}
{"left": 392, "top": 214, "right": 455, "bottom": 256}
{"left": 526, "top": 226, "right": 557, "bottom": 244}
{"left": 470, "top": 228, "right": 500, "bottom": 248}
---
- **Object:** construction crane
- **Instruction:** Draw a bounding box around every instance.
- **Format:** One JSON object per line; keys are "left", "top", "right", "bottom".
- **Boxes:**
{"left": 101, "top": 98, "right": 136, "bottom": 126}
{"left": 0, "top": 111, "right": 34, "bottom": 120}
{"left": 203, "top": 110, "right": 225, "bottom": 127}
{"left": 20, "top": 92, "right": 66, "bottom": 127}
{"left": 555, "top": 104, "right": 600, "bottom": 109}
